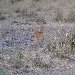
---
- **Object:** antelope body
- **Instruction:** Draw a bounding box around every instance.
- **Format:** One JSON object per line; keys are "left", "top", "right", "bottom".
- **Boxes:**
{"left": 34, "top": 26, "right": 44, "bottom": 45}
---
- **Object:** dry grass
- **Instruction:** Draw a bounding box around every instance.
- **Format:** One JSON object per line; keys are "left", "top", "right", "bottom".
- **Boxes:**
{"left": 55, "top": 9, "right": 64, "bottom": 22}
{"left": 65, "top": 10, "right": 75, "bottom": 23}
{"left": 10, "top": 0, "right": 22, "bottom": 4}
{"left": 0, "top": 0, "right": 75, "bottom": 24}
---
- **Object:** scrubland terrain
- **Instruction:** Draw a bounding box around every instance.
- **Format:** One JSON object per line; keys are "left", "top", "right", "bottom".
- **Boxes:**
{"left": 0, "top": 0, "right": 75, "bottom": 75}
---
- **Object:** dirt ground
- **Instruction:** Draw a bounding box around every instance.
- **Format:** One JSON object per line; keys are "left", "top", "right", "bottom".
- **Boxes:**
{"left": 0, "top": 0, "right": 75, "bottom": 75}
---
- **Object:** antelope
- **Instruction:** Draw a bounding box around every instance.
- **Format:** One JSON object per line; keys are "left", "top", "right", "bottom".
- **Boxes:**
{"left": 33, "top": 26, "right": 44, "bottom": 46}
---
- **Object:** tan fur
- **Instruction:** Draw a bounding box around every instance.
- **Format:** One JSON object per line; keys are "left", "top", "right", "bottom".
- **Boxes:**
{"left": 34, "top": 26, "right": 44, "bottom": 44}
